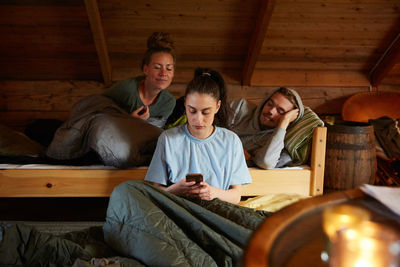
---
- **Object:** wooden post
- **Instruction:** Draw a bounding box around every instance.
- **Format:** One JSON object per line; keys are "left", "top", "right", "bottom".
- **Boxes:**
{"left": 310, "top": 126, "right": 327, "bottom": 196}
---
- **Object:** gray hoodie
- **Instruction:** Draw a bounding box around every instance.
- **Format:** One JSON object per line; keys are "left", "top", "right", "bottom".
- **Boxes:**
{"left": 229, "top": 88, "right": 304, "bottom": 169}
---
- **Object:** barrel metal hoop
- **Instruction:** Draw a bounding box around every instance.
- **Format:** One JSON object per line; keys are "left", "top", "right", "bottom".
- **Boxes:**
{"left": 327, "top": 125, "right": 373, "bottom": 134}
{"left": 326, "top": 142, "right": 375, "bottom": 150}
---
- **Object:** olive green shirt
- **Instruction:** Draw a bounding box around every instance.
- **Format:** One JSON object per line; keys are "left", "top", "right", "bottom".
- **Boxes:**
{"left": 103, "top": 76, "right": 176, "bottom": 127}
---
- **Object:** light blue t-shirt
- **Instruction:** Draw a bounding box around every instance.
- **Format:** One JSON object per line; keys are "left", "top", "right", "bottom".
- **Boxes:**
{"left": 145, "top": 124, "right": 252, "bottom": 190}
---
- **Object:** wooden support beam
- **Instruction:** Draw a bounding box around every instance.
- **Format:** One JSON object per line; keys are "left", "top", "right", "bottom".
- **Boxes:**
{"left": 369, "top": 32, "right": 400, "bottom": 86}
{"left": 84, "top": 0, "right": 112, "bottom": 86}
{"left": 251, "top": 70, "right": 370, "bottom": 87}
{"left": 242, "top": 0, "right": 276, "bottom": 86}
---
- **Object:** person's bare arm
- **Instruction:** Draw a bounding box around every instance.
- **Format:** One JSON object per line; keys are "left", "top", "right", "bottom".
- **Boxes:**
{"left": 149, "top": 180, "right": 243, "bottom": 204}
{"left": 188, "top": 183, "right": 242, "bottom": 204}
{"left": 148, "top": 179, "right": 197, "bottom": 197}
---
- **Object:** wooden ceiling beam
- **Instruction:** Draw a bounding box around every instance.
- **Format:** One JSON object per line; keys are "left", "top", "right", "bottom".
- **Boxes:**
{"left": 369, "top": 32, "right": 400, "bottom": 86}
{"left": 242, "top": 0, "right": 276, "bottom": 86}
{"left": 84, "top": 0, "right": 112, "bottom": 86}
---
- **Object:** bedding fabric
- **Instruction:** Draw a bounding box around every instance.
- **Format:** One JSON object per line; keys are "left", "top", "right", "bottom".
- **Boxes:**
{"left": 0, "top": 182, "right": 271, "bottom": 266}
{"left": 0, "top": 222, "right": 91, "bottom": 266}
{"left": 103, "top": 180, "right": 270, "bottom": 267}
{"left": 46, "top": 94, "right": 162, "bottom": 168}
{"left": 0, "top": 222, "right": 145, "bottom": 267}
{"left": 284, "top": 107, "right": 324, "bottom": 164}
{"left": 369, "top": 116, "right": 400, "bottom": 159}
{"left": 239, "top": 193, "right": 308, "bottom": 212}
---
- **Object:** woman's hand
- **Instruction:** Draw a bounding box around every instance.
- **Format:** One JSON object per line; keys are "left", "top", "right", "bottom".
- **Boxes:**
{"left": 166, "top": 178, "right": 197, "bottom": 196}
{"left": 187, "top": 182, "right": 216, "bottom": 201}
{"left": 166, "top": 180, "right": 242, "bottom": 204}
{"left": 131, "top": 105, "right": 150, "bottom": 120}
{"left": 167, "top": 180, "right": 216, "bottom": 201}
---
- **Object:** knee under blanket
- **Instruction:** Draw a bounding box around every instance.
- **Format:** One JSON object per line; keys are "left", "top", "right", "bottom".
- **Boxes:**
{"left": 46, "top": 95, "right": 162, "bottom": 168}
{"left": 103, "top": 181, "right": 271, "bottom": 267}
{"left": 0, "top": 182, "right": 270, "bottom": 266}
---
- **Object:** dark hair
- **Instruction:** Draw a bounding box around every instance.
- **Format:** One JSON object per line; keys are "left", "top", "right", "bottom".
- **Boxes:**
{"left": 141, "top": 32, "right": 176, "bottom": 70}
{"left": 185, "top": 68, "right": 231, "bottom": 129}
{"left": 274, "top": 87, "right": 299, "bottom": 109}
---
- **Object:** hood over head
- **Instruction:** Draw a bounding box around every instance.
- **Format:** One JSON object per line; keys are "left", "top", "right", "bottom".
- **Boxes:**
{"left": 229, "top": 87, "right": 304, "bottom": 135}
{"left": 256, "top": 87, "right": 304, "bottom": 127}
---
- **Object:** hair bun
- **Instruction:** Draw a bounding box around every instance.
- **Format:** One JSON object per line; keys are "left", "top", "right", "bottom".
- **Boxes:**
{"left": 147, "top": 32, "right": 174, "bottom": 51}
{"left": 194, "top": 67, "right": 211, "bottom": 78}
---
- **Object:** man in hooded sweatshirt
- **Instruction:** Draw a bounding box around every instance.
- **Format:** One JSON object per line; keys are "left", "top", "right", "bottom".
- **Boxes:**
{"left": 229, "top": 87, "right": 304, "bottom": 169}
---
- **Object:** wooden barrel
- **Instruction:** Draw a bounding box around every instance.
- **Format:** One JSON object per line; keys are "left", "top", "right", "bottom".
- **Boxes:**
{"left": 324, "top": 121, "right": 377, "bottom": 191}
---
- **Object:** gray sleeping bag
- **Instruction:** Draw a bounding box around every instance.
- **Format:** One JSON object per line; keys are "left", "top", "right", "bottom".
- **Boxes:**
{"left": 103, "top": 181, "right": 271, "bottom": 267}
{"left": 46, "top": 95, "right": 162, "bottom": 168}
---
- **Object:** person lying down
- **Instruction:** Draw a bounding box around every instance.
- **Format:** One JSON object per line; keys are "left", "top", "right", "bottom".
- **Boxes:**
{"left": 165, "top": 86, "right": 323, "bottom": 169}
{"left": 229, "top": 87, "right": 304, "bottom": 169}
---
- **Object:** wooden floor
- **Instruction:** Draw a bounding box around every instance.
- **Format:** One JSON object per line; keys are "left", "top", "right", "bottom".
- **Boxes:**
{"left": 0, "top": 197, "right": 108, "bottom": 221}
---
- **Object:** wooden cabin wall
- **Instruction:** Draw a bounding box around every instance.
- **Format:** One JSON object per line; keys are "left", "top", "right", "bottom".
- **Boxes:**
{"left": 1, "top": 0, "right": 399, "bottom": 131}
{"left": 1, "top": 80, "right": 400, "bottom": 131}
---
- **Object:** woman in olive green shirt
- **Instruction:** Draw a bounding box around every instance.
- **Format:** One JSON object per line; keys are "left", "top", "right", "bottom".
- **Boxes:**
{"left": 46, "top": 32, "right": 177, "bottom": 167}
{"left": 103, "top": 32, "right": 176, "bottom": 128}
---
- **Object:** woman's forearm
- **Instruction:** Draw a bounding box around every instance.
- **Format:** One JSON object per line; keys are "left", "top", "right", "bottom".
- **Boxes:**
{"left": 212, "top": 185, "right": 242, "bottom": 204}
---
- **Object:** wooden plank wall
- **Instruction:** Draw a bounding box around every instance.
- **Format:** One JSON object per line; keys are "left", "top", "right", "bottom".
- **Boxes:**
{"left": 2, "top": 80, "right": 399, "bottom": 130}
{"left": 0, "top": 2, "right": 102, "bottom": 81}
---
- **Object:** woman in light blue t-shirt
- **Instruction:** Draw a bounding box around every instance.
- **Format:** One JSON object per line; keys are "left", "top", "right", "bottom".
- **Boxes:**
{"left": 103, "top": 69, "right": 263, "bottom": 266}
{"left": 145, "top": 68, "right": 251, "bottom": 204}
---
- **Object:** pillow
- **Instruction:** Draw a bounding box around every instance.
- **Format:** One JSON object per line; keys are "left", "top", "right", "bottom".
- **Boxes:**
{"left": 0, "top": 123, "right": 44, "bottom": 157}
{"left": 164, "top": 96, "right": 186, "bottom": 129}
{"left": 88, "top": 113, "right": 162, "bottom": 168}
{"left": 164, "top": 114, "right": 187, "bottom": 130}
{"left": 284, "top": 107, "right": 324, "bottom": 165}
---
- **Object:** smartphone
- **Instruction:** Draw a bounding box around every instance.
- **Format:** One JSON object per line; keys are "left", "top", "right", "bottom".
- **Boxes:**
{"left": 186, "top": 173, "right": 203, "bottom": 184}
{"left": 138, "top": 106, "right": 147, "bottom": 115}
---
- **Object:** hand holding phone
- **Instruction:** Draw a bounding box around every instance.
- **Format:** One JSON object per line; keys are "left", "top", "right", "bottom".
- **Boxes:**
{"left": 138, "top": 106, "right": 147, "bottom": 116}
{"left": 186, "top": 173, "right": 203, "bottom": 184}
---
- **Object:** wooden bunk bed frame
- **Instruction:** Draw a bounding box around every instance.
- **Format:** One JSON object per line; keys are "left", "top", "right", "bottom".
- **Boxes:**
{"left": 0, "top": 127, "right": 327, "bottom": 198}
